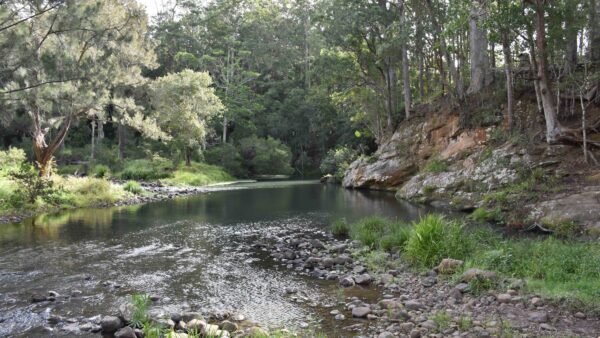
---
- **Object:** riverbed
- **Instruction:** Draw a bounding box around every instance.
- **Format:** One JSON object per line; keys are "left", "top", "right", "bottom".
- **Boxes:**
{"left": 0, "top": 181, "right": 438, "bottom": 337}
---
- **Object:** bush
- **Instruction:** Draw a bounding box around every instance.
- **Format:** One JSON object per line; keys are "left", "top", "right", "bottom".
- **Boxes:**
{"left": 0, "top": 147, "right": 26, "bottom": 176}
{"left": 424, "top": 157, "right": 448, "bottom": 173}
{"left": 163, "top": 162, "right": 234, "bottom": 187}
{"left": 93, "top": 164, "right": 111, "bottom": 178}
{"left": 123, "top": 181, "right": 142, "bottom": 194}
{"left": 404, "top": 214, "right": 471, "bottom": 268}
{"left": 120, "top": 156, "right": 173, "bottom": 180}
{"left": 64, "top": 177, "right": 124, "bottom": 206}
{"left": 204, "top": 143, "right": 246, "bottom": 177}
{"left": 470, "top": 207, "right": 504, "bottom": 223}
{"left": 319, "top": 146, "right": 358, "bottom": 180}
{"left": 239, "top": 136, "right": 293, "bottom": 176}
{"left": 339, "top": 216, "right": 410, "bottom": 251}
{"left": 9, "top": 163, "right": 57, "bottom": 204}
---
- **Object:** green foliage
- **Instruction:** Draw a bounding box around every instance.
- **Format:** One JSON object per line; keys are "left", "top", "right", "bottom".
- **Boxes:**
{"left": 379, "top": 226, "right": 411, "bottom": 252}
{"left": 239, "top": 136, "right": 293, "bottom": 176}
{"left": 123, "top": 181, "right": 143, "bottom": 195}
{"left": 0, "top": 147, "right": 26, "bottom": 175}
{"left": 349, "top": 216, "right": 390, "bottom": 248}
{"left": 404, "top": 214, "right": 472, "bottom": 268}
{"left": 163, "top": 162, "right": 234, "bottom": 187}
{"left": 130, "top": 294, "right": 151, "bottom": 328}
{"left": 65, "top": 177, "right": 124, "bottom": 207}
{"left": 470, "top": 207, "right": 504, "bottom": 223}
{"left": 424, "top": 157, "right": 449, "bottom": 173}
{"left": 120, "top": 157, "right": 173, "bottom": 180}
{"left": 9, "top": 163, "right": 57, "bottom": 204}
{"left": 458, "top": 316, "right": 473, "bottom": 331}
{"left": 319, "top": 146, "right": 358, "bottom": 180}
{"left": 330, "top": 218, "right": 350, "bottom": 236}
{"left": 431, "top": 312, "right": 451, "bottom": 332}
{"left": 204, "top": 143, "right": 246, "bottom": 177}
{"left": 541, "top": 220, "right": 580, "bottom": 238}
{"left": 342, "top": 216, "right": 410, "bottom": 252}
{"left": 92, "top": 165, "right": 111, "bottom": 178}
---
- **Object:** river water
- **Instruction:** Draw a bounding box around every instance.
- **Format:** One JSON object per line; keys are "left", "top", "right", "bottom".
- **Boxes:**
{"left": 0, "top": 181, "right": 438, "bottom": 337}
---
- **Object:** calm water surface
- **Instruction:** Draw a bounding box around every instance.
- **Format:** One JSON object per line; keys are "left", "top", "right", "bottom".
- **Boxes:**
{"left": 0, "top": 181, "right": 439, "bottom": 337}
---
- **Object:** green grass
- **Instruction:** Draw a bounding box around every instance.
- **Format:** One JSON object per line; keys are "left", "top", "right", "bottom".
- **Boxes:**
{"left": 470, "top": 207, "right": 504, "bottom": 223}
{"left": 123, "top": 181, "right": 143, "bottom": 194}
{"left": 332, "top": 213, "right": 600, "bottom": 313}
{"left": 119, "top": 158, "right": 173, "bottom": 180}
{"left": 130, "top": 293, "right": 150, "bottom": 328}
{"left": 424, "top": 157, "right": 448, "bottom": 173}
{"left": 330, "top": 218, "right": 350, "bottom": 236}
{"left": 162, "top": 162, "right": 234, "bottom": 187}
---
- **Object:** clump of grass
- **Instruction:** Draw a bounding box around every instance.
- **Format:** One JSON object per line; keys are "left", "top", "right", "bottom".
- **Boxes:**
{"left": 541, "top": 219, "right": 580, "bottom": 238}
{"left": 92, "top": 164, "right": 111, "bottom": 178}
{"left": 458, "top": 316, "right": 473, "bottom": 331}
{"left": 63, "top": 177, "right": 125, "bottom": 206}
{"left": 120, "top": 158, "right": 173, "bottom": 180}
{"left": 431, "top": 311, "right": 451, "bottom": 331}
{"left": 330, "top": 218, "right": 350, "bottom": 236}
{"left": 470, "top": 207, "right": 504, "bottom": 223}
{"left": 424, "top": 157, "right": 448, "bottom": 173}
{"left": 130, "top": 293, "right": 150, "bottom": 328}
{"left": 404, "top": 214, "right": 472, "bottom": 268}
{"left": 123, "top": 181, "right": 143, "bottom": 195}
{"left": 344, "top": 216, "right": 410, "bottom": 251}
{"left": 163, "top": 162, "right": 234, "bottom": 186}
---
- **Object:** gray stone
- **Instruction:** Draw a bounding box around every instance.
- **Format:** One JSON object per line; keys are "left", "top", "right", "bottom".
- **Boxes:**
{"left": 114, "top": 326, "right": 137, "bottom": 338}
{"left": 404, "top": 300, "right": 425, "bottom": 311}
{"left": 378, "top": 331, "right": 394, "bottom": 338}
{"left": 100, "top": 316, "right": 122, "bottom": 333}
{"left": 528, "top": 312, "right": 549, "bottom": 323}
{"left": 462, "top": 269, "right": 497, "bottom": 282}
{"left": 400, "top": 322, "right": 415, "bottom": 332}
{"left": 436, "top": 258, "right": 464, "bottom": 274}
{"left": 422, "top": 276, "right": 437, "bottom": 287}
{"left": 496, "top": 293, "right": 512, "bottom": 303}
{"left": 354, "top": 273, "right": 373, "bottom": 285}
{"left": 220, "top": 320, "right": 238, "bottom": 332}
{"left": 339, "top": 276, "right": 355, "bottom": 287}
{"left": 351, "top": 306, "right": 371, "bottom": 318}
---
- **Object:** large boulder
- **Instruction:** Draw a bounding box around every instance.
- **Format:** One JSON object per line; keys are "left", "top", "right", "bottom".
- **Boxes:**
{"left": 100, "top": 316, "right": 122, "bottom": 333}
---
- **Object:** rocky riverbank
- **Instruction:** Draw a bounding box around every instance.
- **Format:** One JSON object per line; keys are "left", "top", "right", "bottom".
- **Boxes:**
{"left": 253, "top": 229, "right": 600, "bottom": 337}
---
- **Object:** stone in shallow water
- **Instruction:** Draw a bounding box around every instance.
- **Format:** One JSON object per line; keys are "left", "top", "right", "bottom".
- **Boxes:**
{"left": 354, "top": 274, "right": 373, "bottom": 285}
{"left": 220, "top": 320, "right": 238, "bottom": 332}
{"left": 352, "top": 306, "right": 371, "bottom": 318}
{"left": 340, "top": 276, "right": 355, "bottom": 287}
{"left": 114, "top": 326, "right": 136, "bottom": 338}
{"left": 100, "top": 316, "right": 122, "bottom": 333}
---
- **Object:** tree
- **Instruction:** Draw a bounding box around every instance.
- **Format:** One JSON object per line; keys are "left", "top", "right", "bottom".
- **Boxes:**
{"left": 1, "top": 0, "right": 159, "bottom": 176}
{"left": 150, "top": 70, "right": 224, "bottom": 166}
{"left": 467, "top": 0, "right": 493, "bottom": 94}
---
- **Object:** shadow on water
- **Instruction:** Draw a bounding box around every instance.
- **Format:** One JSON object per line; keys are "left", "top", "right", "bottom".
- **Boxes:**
{"left": 0, "top": 181, "right": 441, "bottom": 337}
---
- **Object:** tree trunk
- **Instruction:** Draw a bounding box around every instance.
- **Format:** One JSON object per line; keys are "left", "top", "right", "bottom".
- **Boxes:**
{"left": 399, "top": 0, "right": 411, "bottom": 119}
{"left": 527, "top": 27, "right": 543, "bottom": 114}
{"left": 31, "top": 110, "right": 72, "bottom": 177}
{"left": 502, "top": 31, "right": 514, "bottom": 130}
{"left": 532, "top": 0, "right": 563, "bottom": 143}
{"left": 91, "top": 118, "right": 96, "bottom": 161}
{"left": 118, "top": 122, "right": 125, "bottom": 160}
{"left": 589, "top": 0, "right": 600, "bottom": 63}
{"left": 467, "top": 0, "right": 493, "bottom": 94}
{"left": 426, "top": 0, "right": 458, "bottom": 99}
{"left": 184, "top": 148, "right": 192, "bottom": 166}
{"left": 565, "top": 29, "right": 578, "bottom": 74}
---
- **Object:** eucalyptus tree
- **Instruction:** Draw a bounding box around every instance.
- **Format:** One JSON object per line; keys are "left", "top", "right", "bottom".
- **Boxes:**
{"left": 0, "top": 0, "right": 160, "bottom": 176}
{"left": 150, "top": 70, "right": 224, "bottom": 166}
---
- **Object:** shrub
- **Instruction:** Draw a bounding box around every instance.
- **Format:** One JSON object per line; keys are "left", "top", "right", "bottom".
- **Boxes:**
{"left": 0, "top": 147, "right": 26, "bottom": 176}
{"left": 120, "top": 156, "right": 173, "bottom": 180}
{"left": 342, "top": 216, "right": 410, "bottom": 252}
{"left": 93, "top": 164, "right": 111, "bottom": 178}
{"left": 239, "top": 136, "right": 293, "bottom": 176}
{"left": 330, "top": 218, "right": 350, "bottom": 236}
{"left": 349, "top": 216, "right": 389, "bottom": 248}
{"left": 204, "top": 143, "right": 246, "bottom": 177}
{"left": 404, "top": 214, "right": 471, "bottom": 268}
{"left": 164, "top": 162, "right": 234, "bottom": 186}
{"left": 470, "top": 207, "right": 504, "bottom": 223}
{"left": 130, "top": 294, "right": 150, "bottom": 328}
{"left": 123, "top": 181, "right": 142, "bottom": 194}
{"left": 379, "top": 226, "right": 411, "bottom": 252}
{"left": 9, "top": 163, "right": 57, "bottom": 204}
{"left": 64, "top": 177, "right": 124, "bottom": 206}
{"left": 319, "top": 146, "right": 358, "bottom": 180}
{"left": 424, "top": 157, "right": 448, "bottom": 173}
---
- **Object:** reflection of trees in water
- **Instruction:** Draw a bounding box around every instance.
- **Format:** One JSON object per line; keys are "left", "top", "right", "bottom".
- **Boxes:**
{"left": 339, "top": 187, "right": 430, "bottom": 223}
{"left": 0, "top": 205, "right": 141, "bottom": 244}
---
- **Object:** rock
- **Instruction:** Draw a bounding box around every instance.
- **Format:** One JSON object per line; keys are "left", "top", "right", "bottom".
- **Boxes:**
{"left": 353, "top": 266, "right": 367, "bottom": 274}
{"left": 282, "top": 250, "right": 296, "bottom": 260}
{"left": 78, "top": 323, "right": 93, "bottom": 331}
{"left": 574, "top": 312, "right": 586, "bottom": 319}
{"left": 100, "top": 316, "right": 122, "bottom": 333}
{"left": 203, "top": 324, "right": 221, "bottom": 336}
{"left": 220, "top": 320, "right": 238, "bottom": 332}
{"left": 182, "top": 312, "right": 204, "bottom": 322}
{"left": 149, "top": 295, "right": 161, "bottom": 302}
{"left": 528, "top": 312, "right": 549, "bottom": 323}
{"left": 354, "top": 274, "right": 373, "bottom": 285}
{"left": 530, "top": 297, "right": 544, "bottom": 307}
{"left": 334, "top": 255, "right": 353, "bottom": 265}
{"left": 352, "top": 306, "right": 372, "bottom": 318}
{"left": 540, "top": 323, "right": 556, "bottom": 331}
{"left": 31, "top": 293, "right": 47, "bottom": 303}
{"left": 170, "top": 313, "right": 182, "bottom": 323}
{"left": 232, "top": 314, "right": 245, "bottom": 322}
{"left": 422, "top": 276, "right": 437, "bottom": 287}
{"left": 48, "top": 291, "right": 60, "bottom": 297}
{"left": 187, "top": 319, "right": 206, "bottom": 331}
{"left": 400, "top": 322, "right": 415, "bottom": 333}
{"left": 169, "top": 333, "right": 189, "bottom": 338}
{"left": 409, "top": 329, "right": 422, "bottom": 338}
{"left": 330, "top": 310, "right": 340, "bottom": 315}
{"left": 339, "top": 276, "right": 355, "bottom": 287}
{"left": 334, "top": 314, "right": 345, "bottom": 320}
{"left": 322, "top": 258, "right": 335, "bottom": 268}
{"left": 304, "top": 257, "right": 321, "bottom": 268}
{"left": 436, "top": 258, "right": 464, "bottom": 274}
{"left": 462, "top": 268, "right": 497, "bottom": 282}
{"left": 378, "top": 331, "right": 394, "bottom": 338}
{"left": 421, "top": 320, "right": 438, "bottom": 330}
{"left": 114, "top": 326, "right": 137, "bottom": 338}
{"left": 310, "top": 239, "right": 326, "bottom": 249}
{"left": 404, "top": 300, "right": 425, "bottom": 311}
{"left": 497, "top": 293, "right": 512, "bottom": 303}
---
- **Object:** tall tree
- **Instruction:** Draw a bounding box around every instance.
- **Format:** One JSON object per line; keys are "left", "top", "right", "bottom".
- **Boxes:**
{"left": 467, "top": 0, "right": 493, "bottom": 94}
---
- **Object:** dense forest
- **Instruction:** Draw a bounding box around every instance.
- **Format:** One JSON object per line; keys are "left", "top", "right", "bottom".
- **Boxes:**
{"left": 1, "top": 0, "right": 599, "bottom": 179}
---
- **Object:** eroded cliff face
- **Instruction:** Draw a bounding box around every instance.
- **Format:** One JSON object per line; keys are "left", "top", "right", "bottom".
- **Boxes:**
{"left": 343, "top": 113, "right": 488, "bottom": 190}
{"left": 343, "top": 110, "right": 600, "bottom": 232}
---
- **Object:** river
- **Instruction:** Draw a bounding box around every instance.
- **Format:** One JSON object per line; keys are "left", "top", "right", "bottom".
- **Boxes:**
{"left": 0, "top": 181, "right": 439, "bottom": 337}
